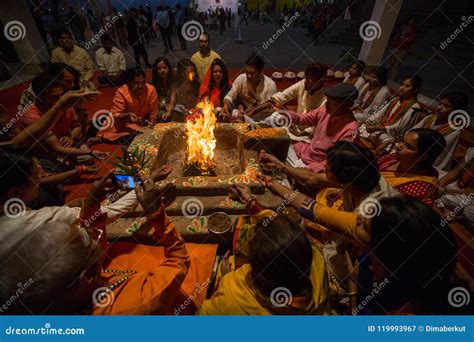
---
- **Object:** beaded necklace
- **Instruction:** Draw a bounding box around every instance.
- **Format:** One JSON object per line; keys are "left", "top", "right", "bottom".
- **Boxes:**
{"left": 79, "top": 269, "right": 137, "bottom": 314}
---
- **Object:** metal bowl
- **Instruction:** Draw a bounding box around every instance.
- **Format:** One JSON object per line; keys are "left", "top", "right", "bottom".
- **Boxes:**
{"left": 207, "top": 212, "right": 233, "bottom": 234}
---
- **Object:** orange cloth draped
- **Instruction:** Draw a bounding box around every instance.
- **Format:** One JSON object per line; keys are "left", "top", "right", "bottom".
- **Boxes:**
{"left": 80, "top": 203, "right": 217, "bottom": 314}
{"left": 197, "top": 66, "right": 231, "bottom": 108}
{"left": 101, "top": 242, "right": 218, "bottom": 314}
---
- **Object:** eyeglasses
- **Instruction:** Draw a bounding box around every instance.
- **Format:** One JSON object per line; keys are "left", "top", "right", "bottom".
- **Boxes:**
{"left": 82, "top": 225, "right": 104, "bottom": 245}
{"left": 66, "top": 225, "right": 104, "bottom": 288}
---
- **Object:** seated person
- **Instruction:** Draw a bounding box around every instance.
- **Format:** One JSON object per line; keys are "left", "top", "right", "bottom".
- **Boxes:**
{"left": 199, "top": 211, "right": 328, "bottom": 315}
{"left": 260, "top": 142, "right": 397, "bottom": 303}
{"left": 51, "top": 28, "right": 94, "bottom": 88}
{"left": 19, "top": 62, "right": 80, "bottom": 113}
{"left": 21, "top": 73, "right": 107, "bottom": 163}
{"left": 0, "top": 169, "right": 190, "bottom": 314}
{"left": 364, "top": 75, "right": 423, "bottom": 152}
{"left": 191, "top": 32, "right": 222, "bottom": 81}
{"left": 262, "top": 177, "right": 459, "bottom": 314}
{"left": 96, "top": 34, "right": 126, "bottom": 87}
{"left": 0, "top": 160, "right": 216, "bottom": 314}
{"left": 198, "top": 58, "right": 231, "bottom": 109}
{"left": 260, "top": 141, "right": 398, "bottom": 213}
{"left": 151, "top": 57, "right": 177, "bottom": 122}
{"left": 343, "top": 60, "right": 366, "bottom": 92}
{"left": 437, "top": 147, "right": 474, "bottom": 230}
{"left": 0, "top": 117, "right": 98, "bottom": 208}
{"left": 0, "top": 147, "right": 141, "bottom": 229}
{"left": 378, "top": 128, "right": 446, "bottom": 206}
{"left": 352, "top": 66, "right": 390, "bottom": 122}
{"left": 171, "top": 59, "right": 200, "bottom": 122}
{"left": 222, "top": 53, "right": 277, "bottom": 121}
{"left": 256, "top": 63, "right": 328, "bottom": 134}
{"left": 413, "top": 91, "right": 469, "bottom": 171}
{"left": 99, "top": 67, "right": 158, "bottom": 141}
{"left": 1, "top": 89, "right": 99, "bottom": 150}
{"left": 282, "top": 83, "right": 359, "bottom": 173}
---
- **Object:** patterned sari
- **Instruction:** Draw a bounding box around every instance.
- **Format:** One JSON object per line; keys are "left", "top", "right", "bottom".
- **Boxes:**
{"left": 378, "top": 153, "right": 438, "bottom": 206}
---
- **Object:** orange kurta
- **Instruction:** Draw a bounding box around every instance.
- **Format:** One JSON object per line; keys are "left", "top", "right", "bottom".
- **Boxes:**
{"left": 98, "top": 83, "right": 158, "bottom": 141}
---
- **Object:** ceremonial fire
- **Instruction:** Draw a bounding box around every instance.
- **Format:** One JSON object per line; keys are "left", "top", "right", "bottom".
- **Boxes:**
{"left": 184, "top": 100, "right": 217, "bottom": 175}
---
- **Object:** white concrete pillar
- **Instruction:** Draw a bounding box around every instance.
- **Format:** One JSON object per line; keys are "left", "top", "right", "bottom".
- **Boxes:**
{"left": 0, "top": 0, "right": 49, "bottom": 65}
{"left": 358, "top": 0, "right": 403, "bottom": 65}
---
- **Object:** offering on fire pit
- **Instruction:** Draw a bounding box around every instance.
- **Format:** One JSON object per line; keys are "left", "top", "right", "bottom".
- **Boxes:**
{"left": 244, "top": 127, "right": 285, "bottom": 138}
{"left": 207, "top": 212, "right": 233, "bottom": 234}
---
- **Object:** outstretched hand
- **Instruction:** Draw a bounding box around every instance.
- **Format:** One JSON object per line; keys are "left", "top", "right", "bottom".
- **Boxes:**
{"left": 150, "top": 165, "right": 173, "bottom": 182}
{"left": 86, "top": 170, "right": 116, "bottom": 206}
{"left": 135, "top": 173, "right": 176, "bottom": 214}
{"left": 57, "top": 88, "right": 101, "bottom": 108}
{"left": 230, "top": 184, "right": 253, "bottom": 203}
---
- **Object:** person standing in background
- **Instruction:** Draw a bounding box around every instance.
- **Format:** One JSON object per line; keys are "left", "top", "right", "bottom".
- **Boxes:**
{"left": 234, "top": 8, "right": 243, "bottom": 44}
{"left": 227, "top": 8, "right": 231, "bottom": 28}
{"left": 126, "top": 8, "right": 151, "bottom": 67}
{"left": 112, "top": 7, "right": 128, "bottom": 47}
{"left": 388, "top": 17, "right": 417, "bottom": 81}
{"left": 156, "top": 6, "right": 173, "bottom": 52}
{"left": 176, "top": 5, "right": 187, "bottom": 50}
{"left": 219, "top": 8, "right": 226, "bottom": 34}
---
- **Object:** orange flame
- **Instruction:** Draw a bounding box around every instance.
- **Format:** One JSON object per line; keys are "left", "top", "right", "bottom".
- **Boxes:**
{"left": 187, "top": 71, "right": 195, "bottom": 81}
{"left": 186, "top": 100, "right": 216, "bottom": 171}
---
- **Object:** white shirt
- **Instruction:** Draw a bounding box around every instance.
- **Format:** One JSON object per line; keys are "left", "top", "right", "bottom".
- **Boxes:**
{"left": 271, "top": 79, "right": 325, "bottom": 114}
{"left": 374, "top": 99, "right": 420, "bottom": 143}
{"left": 0, "top": 191, "right": 137, "bottom": 254}
{"left": 224, "top": 73, "right": 277, "bottom": 108}
{"left": 95, "top": 47, "right": 126, "bottom": 77}
{"left": 354, "top": 84, "right": 391, "bottom": 122}
{"left": 343, "top": 74, "right": 365, "bottom": 92}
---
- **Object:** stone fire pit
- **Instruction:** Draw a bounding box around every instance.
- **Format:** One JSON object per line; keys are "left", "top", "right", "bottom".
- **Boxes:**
{"left": 106, "top": 122, "right": 290, "bottom": 245}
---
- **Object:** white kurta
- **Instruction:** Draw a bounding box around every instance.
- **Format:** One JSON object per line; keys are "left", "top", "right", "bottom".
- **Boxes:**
{"left": 366, "top": 98, "right": 420, "bottom": 145}
{"left": 0, "top": 191, "right": 137, "bottom": 253}
{"left": 270, "top": 79, "right": 326, "bottom": 114}
{"left": 353, "top": 84, "right": 391, "bottom": 122}
{"left": 224, "top": 73, "right": 277, "bottom": 108}
{"left": 95, "top": 47, "right": 126, "bottom": 77}
{"left": 343, "top": 74, "right": 366, "bottom": 92}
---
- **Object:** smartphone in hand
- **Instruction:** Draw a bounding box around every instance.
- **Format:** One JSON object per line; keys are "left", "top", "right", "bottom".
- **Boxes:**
{"left": 112, "top": 174, "right": 142, "bottom": 190}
